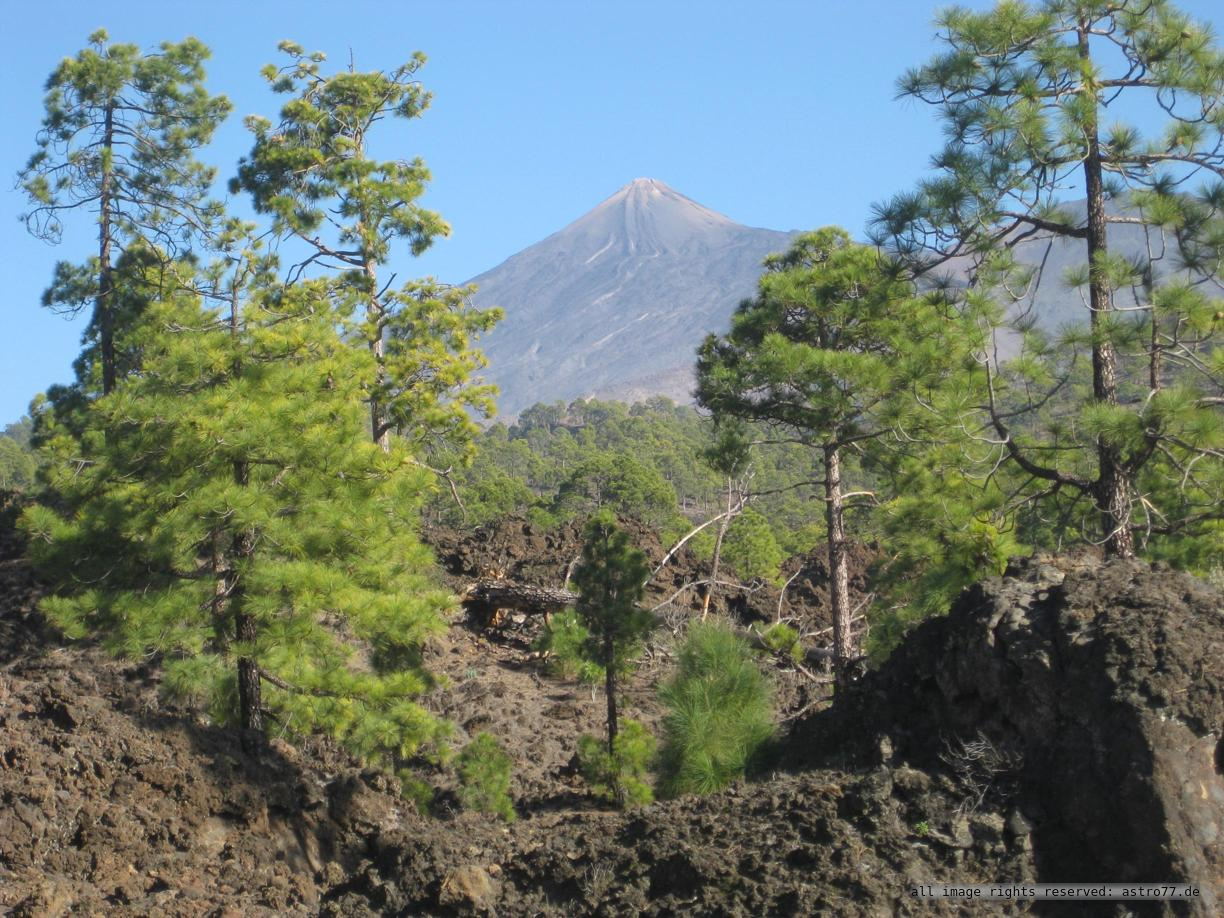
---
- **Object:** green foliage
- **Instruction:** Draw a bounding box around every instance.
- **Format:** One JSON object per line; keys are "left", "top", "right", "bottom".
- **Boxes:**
{"left": 532, "top": 611, "right": 604, "bottom": 684}
{"left": 396, "top": 772, "right": 437, "bottom": 815}
{"left": 553, "top": 451, "right": 678, "bottom": 528}
{"left": 22, "top": 248, "right": 452, "bottom": 767}
{"left": 872, "top": 0, "right": 1224, "bottom": 558}
{"left": 427, "top": 397, "right": 826, "bottom": 553}
{"left": 234, "top": 42, "right": 501, "bottom": 457}
{"left": 722, "top": 508, "right": 785, "bottom": 583}
{"left": 456, "top": 732, "right": 516, "bottom": 822}
{"left": 455, "top": 468, "right": 536, "bottom": 528}
{"left": 19, "top": 32, "right": 230, "bottom": 398}
{"left": 657, "top": 619, "right": 775, "bottom": 797}
{"left": 697, "top": 227, "right": 980, "bottom": 445}
{"left": 577, "top": 720, "right": 655, "bottom": 807}
{"left": 778, "top": 520, "right": 825, "bottom": 557}
{"left": 19, "top": 31, "right": 230, "bottom": 249}
{"left": 697, "top": 227, "right": 987, "bottom": 672}
{"left": 757, "top": 622, "right": 804, "bottom": 664}
{"left": 571, "top": 511, "right": 654, "bottom": 760}
{"left": 0, "top": 422, "right": 38, "bottom": 491}
{"left": 868, "top": 443, "right": 1025, "bottom": 662}
{"left": 687, "top": 526, "right": 716, "bottom": 561}
{"left": 572, "top": 511, "right": 653, "bottom": 676}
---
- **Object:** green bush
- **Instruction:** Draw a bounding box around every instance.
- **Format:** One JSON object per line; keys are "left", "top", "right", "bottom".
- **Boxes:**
{"left": 778, "top": 520, "right": 825, "bottom": 557}
{"left": 722, "top": 508, "right": 785, "bottom": 583}
{"left": 657, "top": 619, "right": 775, "bottom": 797}
{"left": 757, "top": 621, "right": 804, "bottom": 664}
{"left": 396, "top": 771, "right": 437, "bottom": 815}
{"left": 688, "top": 527, "right": 716, "bottom": 561}
{"left": 456, "top": 732, "right": 516, "bottom": 821}
{"left": 577, "top": 719, "right": 655, "bottom": 807}
{"left": 533, "top": 610, "right": 604, "bottom": 683}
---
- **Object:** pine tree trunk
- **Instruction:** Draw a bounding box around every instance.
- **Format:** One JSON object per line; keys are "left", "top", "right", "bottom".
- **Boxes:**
{"left": 97, "top": 102, "right": 117, "bottom": 396}
{"left": 1079, "top": 25, "right": 1135, "bottom": 560}
{"left": 231, "top": 458, "right": 262, "bottom": 750}
{"left": 702, "top": 477, "right": 733, "bottom": 618}
{"left": 824, "top": 443, "right": 853, "bottom": 689}
{"left": 604, "top": 633, "right": 618, "bottom": 756}
{"left": 236, "top": 616, "right": 263, "bottom": 737}
{"left": 363, "top": 239, "right": 391, "bottom": 452}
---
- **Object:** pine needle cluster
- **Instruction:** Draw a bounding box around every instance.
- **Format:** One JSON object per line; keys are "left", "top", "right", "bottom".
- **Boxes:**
{"left": 456, "top": 732, "right": 516, "bottom": 821}
{"left": 657, "top": 619, "right": 775, "bottom": 797}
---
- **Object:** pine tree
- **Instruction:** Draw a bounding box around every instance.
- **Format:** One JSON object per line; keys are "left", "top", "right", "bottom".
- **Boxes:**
{"left": 657, "top": 619, "right": 774, "bottom": 797}
{"left": 553, "top": 451, "right": 679, "bottom": 527}
{"left": 19, "top": 31, "right": 230, "bottom": 395}
{"left": 571, "top": 511, "right": 653, "bottom": 755}
{"left": 697, "top": 227, "right": 988, "bottom": 685}
{"left": 871, "top": 0, "right": 1224, "bottom": 558}
{"left": 233, "top": 42, "right": 500, "bottom": 456}
{"left": 722, "top": 508, "right": 785, "bottom": 584}
{"left": 22, "top": 233, "right": 452, "bottom": 759}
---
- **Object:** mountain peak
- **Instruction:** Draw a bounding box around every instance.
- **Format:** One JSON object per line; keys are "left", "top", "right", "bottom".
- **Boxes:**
{"left": 600, "top": 177, "right": 734, "bottom": 221}
{"left": 553, "top": 178, "right": 739, "bottom": 259}
{"left": 466, "top": 180, "right": 796, "bottom": 417}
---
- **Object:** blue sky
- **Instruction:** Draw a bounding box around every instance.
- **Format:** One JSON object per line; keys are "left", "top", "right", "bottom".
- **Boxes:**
{"left": 3, "top": 0, "right": 1221, "bottom": 425}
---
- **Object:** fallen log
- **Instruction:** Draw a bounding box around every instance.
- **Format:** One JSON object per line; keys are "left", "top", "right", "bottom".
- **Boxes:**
{"left": 462, "top": 580, "right": 578, "bottom": 625}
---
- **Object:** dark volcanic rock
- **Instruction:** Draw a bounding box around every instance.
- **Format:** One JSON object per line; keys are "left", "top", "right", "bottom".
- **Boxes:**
{"left": 789, "top": 555, "right": 1224, "bottom": 916}
{"left": 3, "top": 489, "right": 1220, "bottom": 916}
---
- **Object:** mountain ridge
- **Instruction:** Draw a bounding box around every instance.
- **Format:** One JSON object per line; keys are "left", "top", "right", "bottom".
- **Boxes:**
{"left": 466, "top": 179, "right": 797, "bottom": 418}
{"left": 466, "top": 181, "right": 1218, "bottom": 419}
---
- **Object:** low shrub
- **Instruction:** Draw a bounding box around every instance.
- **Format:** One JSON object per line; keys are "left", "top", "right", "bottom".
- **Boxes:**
{"left": 577, "top": 719, "right": 655, "bottom": 807}
{"left": 657, "top": 618, "right": 775, "bottom": 797}
{"left": 456, "top": 732, "right": 516, "bottom": 821}
{"left": 533, "top": 610, "right": 603, "bottom": 683}
{"left": 757, "top": 621, "right": 804, "bottom": 664}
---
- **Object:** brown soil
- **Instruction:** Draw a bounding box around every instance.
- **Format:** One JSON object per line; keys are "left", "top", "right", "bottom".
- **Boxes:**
{"left": 2, "top": 500, "right": 1219, "bottom": 916}
{"left": 416, "top": 518, "right": 856, "bottom": 812}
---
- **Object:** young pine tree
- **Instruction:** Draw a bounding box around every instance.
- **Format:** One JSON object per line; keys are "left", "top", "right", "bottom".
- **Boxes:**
{"left": 571, "top": 511, "right": 653, "bottom": 755}
{"left": 23, "top": 240, "right": 453, "bottom": 761}
{"left": 657, "top": 619, "right": 774, "bottom": 797}
{"left": 456, "top": 732, "right": 516, "bottom": 822}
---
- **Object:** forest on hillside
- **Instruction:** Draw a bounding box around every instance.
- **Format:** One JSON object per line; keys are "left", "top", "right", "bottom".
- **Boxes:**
{"left": 5, "top": 0, "right": 1224, "bottom": 818}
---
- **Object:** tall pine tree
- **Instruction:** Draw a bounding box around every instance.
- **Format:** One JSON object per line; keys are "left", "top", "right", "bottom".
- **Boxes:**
{"left": 571, "top": 511, "right": 652, "bottom": 755}
{"left": 697, "top": 228, "right": 989, "bottom": 683}
{"left": 233, "top": 42, "right": 500, "bottom": 457}
{"left": 23, "top": 233, "right": 452, "bottom": 759}
{"left": 871, "top": 0, "right": 1224, "bottom": 558}
{"left": 19, "top": 31, "right": 230, "bottom": 396}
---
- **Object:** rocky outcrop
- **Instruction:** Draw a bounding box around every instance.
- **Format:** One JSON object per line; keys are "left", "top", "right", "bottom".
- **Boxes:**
{"left": 3, "top": 487, "right": 1219, "bottom": 915}
{"left": 790, "top": 556, "right": 1224, "bottom": 916}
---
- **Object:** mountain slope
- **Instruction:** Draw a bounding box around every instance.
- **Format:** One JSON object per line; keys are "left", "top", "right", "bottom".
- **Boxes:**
{"left": 467, "top": 179, "right": 795, "bottom": 418}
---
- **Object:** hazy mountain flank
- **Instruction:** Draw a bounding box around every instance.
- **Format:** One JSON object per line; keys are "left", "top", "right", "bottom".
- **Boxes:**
{"left": 468, "top": 182, "right": 1219, "bottom": 419}
{"left": 467, "top": 179, "right": 796, "bottom": 418}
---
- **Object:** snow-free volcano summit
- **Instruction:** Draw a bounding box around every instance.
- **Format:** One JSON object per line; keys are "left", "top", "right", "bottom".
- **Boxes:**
{"left": 467, "top": 179, "right": 796, "bottom": 418}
